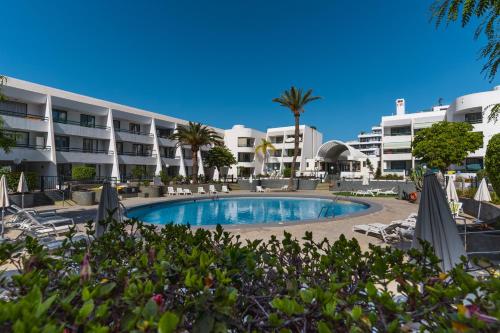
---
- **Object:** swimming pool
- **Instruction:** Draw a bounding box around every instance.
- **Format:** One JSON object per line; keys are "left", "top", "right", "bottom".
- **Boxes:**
{"left": 126, "top": 196, "right": 369, "bottom": 226}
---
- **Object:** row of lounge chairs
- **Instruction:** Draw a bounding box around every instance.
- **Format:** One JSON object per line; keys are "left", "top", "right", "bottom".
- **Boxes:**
{"left": 256, "top": 185, "right": 288, "bottom": 192}
{"left": 2, "top": 205, "right": 88, "bottom": 251}
{"left": 166, "top": 185, "right": 230, "bottom": 196}
{"left": 352, "top": 212, "right": 417, "bottom": 242}
{"left": 351, "top": 187, "right": 398, "bottom": 196}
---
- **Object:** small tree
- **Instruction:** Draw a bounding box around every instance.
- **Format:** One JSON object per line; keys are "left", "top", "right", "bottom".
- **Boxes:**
{"left": 374, "top": 167, "right": 382, "bottom": 179}
{"left": 71, "top": 166, "right": 96, "bottom": 181}
{"left": 204, "top": 146, "right": 236, "bottom": 171}
{"left": 412, "top": 121, "right": 483, "bottom": 173}
{"left": 485, "top": 133, "right": 500, "bottom": 196}
{"left": 366, "top": 158, "right": 374, "bottom": 173}
{"left": 131, "top": 165, "right": 145, "bottom": 180}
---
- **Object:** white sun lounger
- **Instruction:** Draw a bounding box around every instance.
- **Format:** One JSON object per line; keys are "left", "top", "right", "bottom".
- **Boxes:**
{"left": 221, "top": 185, "right": 229, "bottom": 193}
{"left": 209, "top": 185, "right": 217, "bottom": 194}
{"left": 9, "top": 211, "right": 74, "bottom": 239}
{"left": 281, "top": 185, "right": 288, "bottom": 191}
{"left": 167, "top": 187, "right": 176, "bottom": 196}
{"left": 198, "top": 187, "right": 206, "bottom": 194}
{"left": 176, "top": 188, "right": 185, "bottom": 195}
{"left": 354, "top": 190, "right": 374, "bottom": 196}
{"left": 183, "top": 188, "right": 192, "bottom": 195}
{"left": 352, "top": 223, "right": 401, "bottom": 242}
{"left": 378, "top": 187, "right": 398, "bottom": 195}
{"left": 256, "top": 186, "right": 265, "bottom": 193}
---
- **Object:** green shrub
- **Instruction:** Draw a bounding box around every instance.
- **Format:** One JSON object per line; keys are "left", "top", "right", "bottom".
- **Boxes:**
{"left": 485, "top": 133, "right": 500, "bottom": 197}
{"left": 0, "top": 218, "right": 498, "bottom": 332}
{"left": 283, "top": 167, "right": 292, "bottom": 178}
{"left": 159, "top": 170, "right": 170, "bottom": 185}
{"left": 131, "top": 165, "right": 145, "bottom": 180}
{"left": 71, "top": 166, "right": 96, "bottom": 181}
{"left": 374, "top": 167, "right": 382, "bottom": 179}
{"left": 0, "top": 169, "right": 37, "bottom": 192}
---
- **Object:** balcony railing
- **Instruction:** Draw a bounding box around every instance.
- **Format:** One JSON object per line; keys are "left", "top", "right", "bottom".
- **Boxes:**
{"left": 14, "top": 144, "right": 51, "bottom": 150}
{"left": 55, "top": 147, "right": 112, "bottom": 154}
{"left": 0, "top": 109, "right": 47, "bottom": 121}
{"left": 115, "top": 128, "right": 153, "bottom": 137}
{"left": 53, "top": 119, "right": 110, "bottom": 130}
{"left": 118, "top": 151, "right": 156, "bottom": 157}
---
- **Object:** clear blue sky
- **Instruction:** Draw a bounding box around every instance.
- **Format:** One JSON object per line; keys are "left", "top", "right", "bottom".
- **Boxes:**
{"left": 1, "top": 0, "right": 497, "bottom": 140}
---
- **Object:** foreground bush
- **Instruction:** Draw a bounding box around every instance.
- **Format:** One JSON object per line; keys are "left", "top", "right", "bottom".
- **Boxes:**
{"left": 0, "top": 219, "right": 498, "bottom": 332}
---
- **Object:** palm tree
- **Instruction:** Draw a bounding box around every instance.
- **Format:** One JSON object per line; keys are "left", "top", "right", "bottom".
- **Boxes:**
{"left": 255, "top": 138, "right": 276, "bottom": 175}
{"left": 272, "top": 87, "right": 321, "bottom": 189}
{"left": 431, "top": 1, "right": 499, "bottom": 121}
{"left": 169, "top": 122, "right": 223, "bottom": 183}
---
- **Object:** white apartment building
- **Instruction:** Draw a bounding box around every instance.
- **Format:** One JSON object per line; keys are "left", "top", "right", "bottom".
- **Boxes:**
{"left": 265, "top": 125, "right": 323, "bottom": 176}
{"left": 345, "top": 125, "right": 382, "bottom": 170}
{"left": 0, "top": 77, "right": 222, "bottom": 181}
{"left": 224, "top": 125, "right": 266, "bottom": 177}
{"left": 445, "top": 86, "right": 500, "bottom": 173}
{"left": 380, "top": 86, "right": 500, "bottom": 176}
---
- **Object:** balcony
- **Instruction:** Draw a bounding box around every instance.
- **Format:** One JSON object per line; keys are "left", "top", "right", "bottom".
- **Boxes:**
{"left": 0, "top": 144, "right": 51, "bottom": 162}
{"left": 56, "top": 147, "right": 114, "bottom": 164}
{"left": 115, "top": 128, "right": 154, "bottom": 145}
{"left": 53, "top": 119, "right": 111, "bottom": 139}
{"left": 157, "top": 137, "right": 176, "bottom": 147}
{"left": 118, "top": 151, "right": 157, "bottom": 165}
{"left": 0, "top": 109, "right": 48, "bottom": 132}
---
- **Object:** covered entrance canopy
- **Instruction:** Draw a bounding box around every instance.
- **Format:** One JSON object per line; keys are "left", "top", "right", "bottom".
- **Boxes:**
{"left": 315, "top": 140, "right": 369, "bottom": 178}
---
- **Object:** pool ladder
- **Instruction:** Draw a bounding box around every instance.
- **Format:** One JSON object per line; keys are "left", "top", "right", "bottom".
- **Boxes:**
{"left": 318, "top": 206, "right": 334, "bottom": 219}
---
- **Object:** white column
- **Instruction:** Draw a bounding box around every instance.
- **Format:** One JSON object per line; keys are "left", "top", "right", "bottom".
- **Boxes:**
{"left": 44, "top": 95, "right": 57, "bottom": 176}
{"left": 150, "top": 118, "right": 162, "bottom": 176}
{"left": 197, "top": 149, "right": 205, "bottom": 177}
{"left": 174, "top": 124, "right": 187, "bottom": 177}
{"left": 107, "top": 108, "right": 120, "bottom": 181}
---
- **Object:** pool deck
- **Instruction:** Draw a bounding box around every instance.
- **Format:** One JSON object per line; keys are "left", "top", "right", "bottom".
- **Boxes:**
{"left": 32, "top": 190, "right": 419, "bottom": 250}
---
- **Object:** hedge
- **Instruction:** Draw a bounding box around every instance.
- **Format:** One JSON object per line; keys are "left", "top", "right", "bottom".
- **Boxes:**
{"left": 71, "top": 165, "right": 96, "bottom": 181}
{"left": 0, "top": 219, "right": 498, "bottom": 332}
{"left": 485, "top": 133, "right": 500, "bottom": 197}
{"left": 0, "top": 170, "right": 38, "bottom": 192}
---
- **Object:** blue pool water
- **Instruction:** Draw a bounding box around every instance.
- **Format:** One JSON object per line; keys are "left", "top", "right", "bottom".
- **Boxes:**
{"left": 126, "top": 197, "right": 368, "bottom": 226}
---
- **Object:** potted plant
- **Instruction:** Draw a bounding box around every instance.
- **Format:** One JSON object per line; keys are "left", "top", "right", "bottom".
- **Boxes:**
{"left": 139, "top": 178, "right": 161, "bottom": 198}
{"left": 70, "top": 166, "right": 96, "bottom": 206}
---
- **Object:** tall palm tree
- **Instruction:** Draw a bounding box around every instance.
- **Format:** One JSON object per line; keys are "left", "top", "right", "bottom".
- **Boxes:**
{"left": 169, "top": 121, "right": 223, "bottom": 183}
{"left": 273, "top": 87, "right": 321, "bottom": 189}
{"left": 255, "top": 138, "right": 276, "bottom": 175}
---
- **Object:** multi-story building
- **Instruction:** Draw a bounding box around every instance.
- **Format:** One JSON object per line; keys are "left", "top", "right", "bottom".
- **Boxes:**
{"left": 380, "top": 100, "right": 449, "bottom": 176}
{"left": 224, "top": 125, "right": 266, "bottom": 177}
{"left": 345, "top": 125, "right": 382, "bottom": 171}
{"left": 265, "top": 125, "right": 323, "bottom": 176}
{"left": 445, "top": 86, "right": 500, "bottom": 173}
{"left": 0, "top": 77, "right": 222, "bottom": 180}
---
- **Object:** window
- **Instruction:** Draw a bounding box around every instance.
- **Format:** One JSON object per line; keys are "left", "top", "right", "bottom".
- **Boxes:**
{"left": 465, "top": 158, "right": 483, "bottom": 171}
{"left": 238, "top": 152, "right": 254, "bottom": 162}
{"left": 83, "top": 139, "right": 98, "bottom": 152}
{"left": 4, "top": 131, "right": 29, "bottom": 147}
{"left": 465, "top": 112, "right": 482, "bottom": 124}
{"left": 389, "top": 161, "right": 407, "bottom": 170}
{"left": 269, "top": 136, "right": 283, "bottom": 144}
{"left": 113, "top": 120, "right": 120, "bottom": 130}
{"left": 133, "top": 144, "right": 144, "bottom": 156}
{"left": 52, "top": 109, "right": 67, "bottom": 123}
{"left": 116, "top": 142, "right": 123, "bottom": 154}
{"left": 183, "top": 148, "right": 193, "bottom": 159}
{"left": 271, "top": 149, "right": 282, "bottom": 157}
{"left": 80, "top": 114, "right": 95, "bottom": 127}
{"left": 129, "top": 123, "right": 141, "bottom": 133}
{"left": 237, "top": 137, "right": 255, "bottom": 147}
{"left": 163, "top": 147, "right": 176, "bottom": 158}
{"left": 285, "top": 149, "right": 301, "bottom": 156}
{"left": 383, "top": 148, "right": 411, "bottom": 154}
{"left": 55, "top": 135, "right": 69, "bottom": 151}
{"left": 0, "top": 100, "right": 27, "bottom": 116}
{"left": 157, "top": 128, "right": 173, "bottom": 138}
{"left": 388, "top": 126, "right": 411, "bottom": 136}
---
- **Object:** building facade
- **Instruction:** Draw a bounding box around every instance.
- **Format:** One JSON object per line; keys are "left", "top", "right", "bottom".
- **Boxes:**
{"left": 0, "top": 77, "right": 221, "bottom": 181}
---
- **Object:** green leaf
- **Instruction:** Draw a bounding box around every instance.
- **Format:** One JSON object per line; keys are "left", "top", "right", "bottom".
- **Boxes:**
{"left": 35, "top": 294, "right": 57, "bottom": 318}
{"left": 366, "top": 282, "right": 377, "bottom": 297}
{"left": 82, "top": 287, "right": 91, "bottom": 301}
{"left": 158, "top": 311, "right": 179, "bottom": 333}
{"left": 143, "top": 299, "right": 158, "bottom": 318}
{"left": 270, "top": 298, "right": 304, "bottom": 316}
{"left": 317, "top": 321, "right": 332, "bottom": 333}
{"left": 351, "top": 305, "right": 363, "bottom": 321}
{"left": 77, "top": 299, "right": 95, "bottom": 323}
